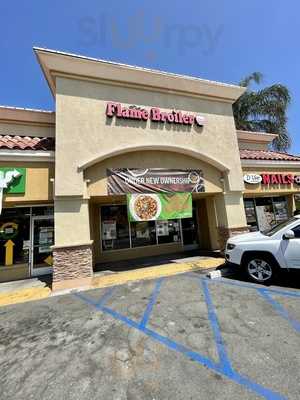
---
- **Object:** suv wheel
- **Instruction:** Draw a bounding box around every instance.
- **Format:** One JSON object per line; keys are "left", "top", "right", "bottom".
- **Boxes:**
{"left": 244, "top": 255, "right": 277, "bottom": 284}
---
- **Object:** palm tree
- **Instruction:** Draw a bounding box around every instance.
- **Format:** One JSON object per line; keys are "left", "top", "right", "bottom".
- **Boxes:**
{"left": 233, "top": 72, "right": 291, "bottom": 151}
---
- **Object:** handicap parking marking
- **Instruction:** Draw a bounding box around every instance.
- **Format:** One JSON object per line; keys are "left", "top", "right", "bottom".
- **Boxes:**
{"left": 75, "top": 286, "right": 115, "bottom": 308}
{"left": 201, "top": 279, "right": 234, "bottom": 375}
{"left": 196, "top": 273, "right": 300, "bottom": 299}
{"left": 195, "top": 273, "right": 300, "bottom": 334}
{"left": 74, "top": 275, "right": 290, "bottom": 400}
{"left": 139, "top": 277, "right": 164, "bottom": 329}
{"left": 258, "top": 288, "right": 300, "bottom": 333}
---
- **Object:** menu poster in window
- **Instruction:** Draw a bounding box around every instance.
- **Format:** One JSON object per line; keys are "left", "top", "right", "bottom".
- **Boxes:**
{"left": 256, "top": 206, "right": 275, "bottom": 231}
{"left": 156, "top": 221, "right": 169, "bottom": 236}
{"left": 136, "top": 222, "right": 150, "bottom": 239}
{"left": 102, "top": 220, "right": 117, "bottom": 240}
{"left": 273, "top": 201, "right": 288, "bottom": 222}
{"left": 107, "top": 168, "right": 204, "bottom": 194}
{"left": 38, "top": 227, "right": 54, "bottom": 253}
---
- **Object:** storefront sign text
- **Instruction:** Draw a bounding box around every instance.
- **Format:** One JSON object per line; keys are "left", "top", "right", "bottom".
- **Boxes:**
{"left": 243, "top": 174, "right": 262, "bottom": 184}
{"left": 244, "top": 173, "right": 300, "bottom": 186}
{"left": 261, "top": 174, "right": 300, "bottom": 185}
{"left": 0, "top": 168, "right": 26, "bottom": 214}
{"left": 107, "top": 168, "right": 205, "bottom": 194}
{"left": 106, "top": 102, "right": 205, "bottom": 126}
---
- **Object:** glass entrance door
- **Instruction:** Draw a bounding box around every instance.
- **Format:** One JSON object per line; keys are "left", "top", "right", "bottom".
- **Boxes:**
{"left": 181, "top": 204, "right": 199, "bottom": 250}
{"left": 31, "top": 216, "right": 54, "bottom": 276}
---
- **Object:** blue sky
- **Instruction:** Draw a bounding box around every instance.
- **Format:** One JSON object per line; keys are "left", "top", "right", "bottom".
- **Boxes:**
{"left": 1, "top": 1, "right": 299, "bottom": 153}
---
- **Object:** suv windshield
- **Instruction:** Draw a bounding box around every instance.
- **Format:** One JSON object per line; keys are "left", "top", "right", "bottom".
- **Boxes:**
{"left": 262, "top": 217, "right": 298, "bottom": 236}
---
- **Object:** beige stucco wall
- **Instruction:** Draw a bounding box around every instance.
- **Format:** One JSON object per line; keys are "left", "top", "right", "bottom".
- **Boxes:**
{"left": 238, "top": 142, "right": 268, "bottom": 151}
{"left": 54, "top": 198, "right": 91, "bottom": 246}
{"left": 215, "top": 192, "right": 247, "bottom": 228}
{"left": 55, "top": 76, "right": 245, "bottom": 197}
{"left": 243, "top": 166, "right": 300, "bottom": 196}
{"left": 0, "top": 122, "right": 55, "bottom": 138}
{"left": 0, "top": 161, "right": 54, "bottom": 205}
{"left": 85, "top": 150, "right": 223, "bottom": 196}
{"left": 53, "top": 76, "right": 249, "bottom": 248}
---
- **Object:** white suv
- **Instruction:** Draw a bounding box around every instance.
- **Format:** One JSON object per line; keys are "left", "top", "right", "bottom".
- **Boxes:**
{"left": 225, "top": 215, "right": 300, "bottom": 284}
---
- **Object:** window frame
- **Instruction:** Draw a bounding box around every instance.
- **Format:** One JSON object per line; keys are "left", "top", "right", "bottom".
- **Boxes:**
{"left": 99, "top": 203, "right": 185, "bottom": 252}
{"left": 244, "top": 196, "right": 289, "bottom": 232}
{"left": 292, "top": 224, "right": 300, "bottom": 238}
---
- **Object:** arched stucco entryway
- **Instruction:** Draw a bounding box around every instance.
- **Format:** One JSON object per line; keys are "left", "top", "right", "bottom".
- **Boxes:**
{"left": 83, "top": 148, "right": 226, "bottom": 264}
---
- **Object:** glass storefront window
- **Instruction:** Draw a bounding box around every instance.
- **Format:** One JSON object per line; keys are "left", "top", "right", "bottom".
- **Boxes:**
{"left": 157, "top": 219, "right": 181, "bottom": 244}
{"left": 273, "top": 197, "right": 289, "bottom": 223}
{"left": 32, "top": 206, "right": 54, "bottom": 216}
{"left": 0, "top": 207, "right": 31, "bottom": 268}
{"left": 32, "top": 217, "right": 54, "bottom": 272}
{"left": 244, "top": 197, "right": 289, "bottom": 232}
{"left": 101, "top": 205, "right": 130, "bottom": 251}
{"left": 294, "top": 195, "right": 300, "bottom": 212}
{"left": 100, "top": 205, "right": 189, "bottom": 251}
{"left": 255, "top": 197, "right": 276, "bottom": 231}
{"left": 130, "top": 221, "right": 156, "bottom": 247}
{"left": 244, "top": 199, "right": 258, "bottom": 231}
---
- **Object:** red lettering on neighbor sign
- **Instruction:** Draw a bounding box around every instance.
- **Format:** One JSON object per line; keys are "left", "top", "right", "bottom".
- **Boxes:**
{"left": 262, "top": 174, "right": 271, "bottom": 184}
{"left": 105, "top": 102, "right": 205, "bottom": 127}
{"left": 261, "top": 174, "right": 295, "bottom": 185}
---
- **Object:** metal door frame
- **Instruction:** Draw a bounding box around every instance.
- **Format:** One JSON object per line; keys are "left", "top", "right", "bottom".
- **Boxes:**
{"left": 30, "top": 215, "right": 54, "bottom": 277}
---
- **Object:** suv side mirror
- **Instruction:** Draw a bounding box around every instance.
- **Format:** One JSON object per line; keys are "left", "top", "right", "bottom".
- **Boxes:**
{"left": 283, "top": 230, "right": 295, "bottom": 240}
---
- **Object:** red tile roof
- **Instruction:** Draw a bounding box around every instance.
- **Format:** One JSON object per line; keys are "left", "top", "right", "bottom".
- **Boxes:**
{"left": 240, "top": 149, "right": 300, "bottom": 162}
{"left": 0, "top": 135, "right": 300, "bottom": 163}
{"left": 0, "top": 135, "right": 55, "bottom": 151}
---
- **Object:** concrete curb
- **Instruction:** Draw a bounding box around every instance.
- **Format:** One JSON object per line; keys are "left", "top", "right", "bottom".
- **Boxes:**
{"left": 0, "top": 257, "right": 226, "bottom": 307}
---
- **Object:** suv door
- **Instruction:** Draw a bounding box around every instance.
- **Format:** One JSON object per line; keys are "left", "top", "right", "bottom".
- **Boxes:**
{"left": 281, "top": 224, "right": 300, "bottom": 268}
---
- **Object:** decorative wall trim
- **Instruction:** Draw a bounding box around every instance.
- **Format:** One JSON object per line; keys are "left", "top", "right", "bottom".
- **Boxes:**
{"left": 241, "top": 160, "right": 300, "bottom": 168}
{"left": 0, "top": 150, "right": 55, "bottom": 162}
{"left": 78, "top": 145, "right": 231, "bottom": 172}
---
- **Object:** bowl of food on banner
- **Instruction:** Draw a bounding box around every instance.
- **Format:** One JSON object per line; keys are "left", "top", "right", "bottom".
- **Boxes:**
{"left": 129, "top": 194, "right": 162, "bottom": 221}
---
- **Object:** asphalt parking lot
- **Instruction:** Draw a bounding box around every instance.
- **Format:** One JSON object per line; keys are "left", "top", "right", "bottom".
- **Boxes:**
{"left": 1, "top": 271, "right": 300, "bottom": 400}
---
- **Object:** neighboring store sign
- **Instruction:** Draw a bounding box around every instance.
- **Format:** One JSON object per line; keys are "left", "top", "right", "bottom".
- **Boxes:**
{"left": 243, "top": 174, "right": 262, "bottom": 184}
{"left": 0, "top": 168, "right": 26, "bottom": 214}
{"left": 127, "top": 193, "right": 192, "bottom": 221}
{"left": 0, "top": 222, "right": 19, "bottom": 240}
{"left": 244, "top": 173, "right": 300, "bottom": 186}
{"left": 106, "top": 102, "right": 205, "bottom": 127}
{"left": 261, "top": 174, "right": 300, "bottom": 185}
{"left": 107, "top": 168, "right": 205, "bottom": 194}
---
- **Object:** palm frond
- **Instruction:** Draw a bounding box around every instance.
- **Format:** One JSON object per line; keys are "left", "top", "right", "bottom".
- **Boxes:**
{"left": 239, "top": 72, "right": 263, "bottom": 87}
{"left": 233, "top": 73, "right": 291, "bottom": 152}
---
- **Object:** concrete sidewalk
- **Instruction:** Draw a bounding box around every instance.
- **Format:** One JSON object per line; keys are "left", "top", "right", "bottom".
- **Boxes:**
{"left": 0, "top": 277, "right": 52, "bottom": 307}
{"left": 0, "top": 255, "right": 225, "bottom": 307}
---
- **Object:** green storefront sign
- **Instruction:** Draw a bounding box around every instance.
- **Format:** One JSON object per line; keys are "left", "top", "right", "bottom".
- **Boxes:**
{"left": 127, "top": 193, "right": 192, "bottom": 221}
{"left": 0, "top": 168, "right": 26, "bottom": 193}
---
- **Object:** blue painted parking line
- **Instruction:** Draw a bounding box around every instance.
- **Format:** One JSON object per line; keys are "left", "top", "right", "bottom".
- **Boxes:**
{"left": 75, "top": 286, "right": 115, "bottom": 307}
{"left": 139, "top": 277, "right": 163, "bottom": 329}
{"left": 194, "top": 273, "right": 300, "bottom": 299}
{"left": 74, "top": 276, "right": 288, "bottom": 400}
{"left": 258, "top": 288, "right": 300, "bottom": 333}
{"left": 201, "top": 279, "right": 234, "bottom": 375}
{"left": 95, "top": 287, "right": 115, "bottom": 307}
